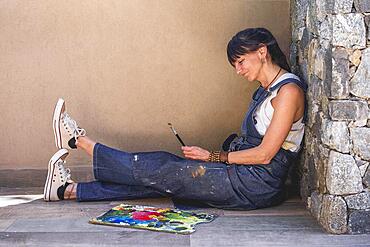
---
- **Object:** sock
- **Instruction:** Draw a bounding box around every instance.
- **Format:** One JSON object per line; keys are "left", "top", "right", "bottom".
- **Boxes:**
{"left": 57, "top": 182, "right": 71, "bottom": 200}
{"left": 68, "top": 138, "right": 77, "bottom": 149}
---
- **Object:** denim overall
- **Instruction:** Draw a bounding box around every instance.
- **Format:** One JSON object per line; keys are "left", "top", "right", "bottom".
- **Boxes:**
{"left": 77, "top": 76, "right": 307, "bottom": 210}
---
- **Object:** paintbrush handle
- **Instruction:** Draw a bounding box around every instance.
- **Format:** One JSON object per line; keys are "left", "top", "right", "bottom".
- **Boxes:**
{"left": 175, "top": 134, "right": 186, "bottom": 146}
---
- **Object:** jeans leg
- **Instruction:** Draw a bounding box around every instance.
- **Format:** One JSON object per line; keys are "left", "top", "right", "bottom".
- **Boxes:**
{"left": 89, "top": 143, "right": 250, "bottom": 209}
{"left": 92, "top": 143, "right": 140, "bottom": 185}
{"left": 76, "top": 181, "right": 165, "bottom": 202}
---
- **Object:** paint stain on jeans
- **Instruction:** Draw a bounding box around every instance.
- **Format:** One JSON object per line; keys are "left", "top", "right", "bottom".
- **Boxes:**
{"left": 133, "top": 155, "right": 138, "bottom": 162}
{"left": 191, "top": 166, "right": 206, "bottom": 178}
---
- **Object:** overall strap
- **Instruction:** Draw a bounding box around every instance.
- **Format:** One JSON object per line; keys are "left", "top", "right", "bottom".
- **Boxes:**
{"left": 240, "top": 87, "right": 271, "bottom": 136}
{"left": 269, "top": 78, "right": 307, "bottom": 93}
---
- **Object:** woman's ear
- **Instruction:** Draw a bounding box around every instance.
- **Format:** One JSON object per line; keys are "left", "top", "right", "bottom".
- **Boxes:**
{"left": 258, "top": 46, "right": 268, "bottom": 63}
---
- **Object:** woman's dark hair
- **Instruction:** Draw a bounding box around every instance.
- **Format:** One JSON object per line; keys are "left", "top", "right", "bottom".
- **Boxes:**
{"left": 227, "top": 27, "right": 291, "bottom": 72}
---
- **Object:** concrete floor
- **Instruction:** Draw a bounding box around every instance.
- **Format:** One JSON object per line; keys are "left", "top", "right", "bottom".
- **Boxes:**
{"left": 0, "top": 187, "right": 369, "bottom": 247}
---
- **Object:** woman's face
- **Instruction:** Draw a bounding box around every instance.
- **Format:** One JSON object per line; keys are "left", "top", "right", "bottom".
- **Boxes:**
{"left": 233, "top": 48, "right": 265, "bottom": 81}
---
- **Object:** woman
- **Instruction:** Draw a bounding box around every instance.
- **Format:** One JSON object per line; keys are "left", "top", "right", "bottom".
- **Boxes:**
{"left": 44, "top": 27, "right": 307, "bottom": 210}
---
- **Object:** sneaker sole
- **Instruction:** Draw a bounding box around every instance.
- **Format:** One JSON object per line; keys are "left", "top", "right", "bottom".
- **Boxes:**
{"left": 53, "top": 98, "right": 65, "bottom": 149}
{"left": 43, "top": 149, "right": 69, "bottom": 201}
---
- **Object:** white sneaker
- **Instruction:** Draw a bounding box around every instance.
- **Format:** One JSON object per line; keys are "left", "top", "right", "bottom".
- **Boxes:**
{"left": 53, "top": 98, "right": 86, "bottom": 149}
{"left": 43, "top": 149, "right": 73, "bottom": 201}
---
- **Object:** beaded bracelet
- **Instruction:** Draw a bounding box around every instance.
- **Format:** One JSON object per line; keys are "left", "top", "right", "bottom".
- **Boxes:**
{"left": 208, "top": 151, "right": 229, "bottom": 164}
{"left": 208, "top": 151, "right": 221, "bottom": 162}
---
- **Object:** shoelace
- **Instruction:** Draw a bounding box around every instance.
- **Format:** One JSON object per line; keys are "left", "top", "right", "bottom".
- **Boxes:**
{"left": 62, "top": 112, "right": 86, "bottom": 141}
{"left": 56, "top": 161, "right": 73, "bottom": 183}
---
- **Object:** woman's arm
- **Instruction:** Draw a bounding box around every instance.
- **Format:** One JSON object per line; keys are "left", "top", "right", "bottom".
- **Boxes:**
{"left": 229, "top": 83, "right": 304, "bottom": 164}
{"left": 182, "top": 83, "right": 304, "bottom": 165}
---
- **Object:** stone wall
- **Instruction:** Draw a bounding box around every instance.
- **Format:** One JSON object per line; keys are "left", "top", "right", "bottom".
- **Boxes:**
{"left": 291, "top": 0, "right": 370, "bottom": 234}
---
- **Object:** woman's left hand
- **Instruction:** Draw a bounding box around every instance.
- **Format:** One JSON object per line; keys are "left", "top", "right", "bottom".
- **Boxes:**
{"left": 181, "top": 146, "right": 210, "bottom": 161}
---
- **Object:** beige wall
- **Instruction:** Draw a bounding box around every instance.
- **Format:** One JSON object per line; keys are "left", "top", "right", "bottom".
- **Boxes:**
{"left": 0, "top": 0, "right": 290, "bottom": 169}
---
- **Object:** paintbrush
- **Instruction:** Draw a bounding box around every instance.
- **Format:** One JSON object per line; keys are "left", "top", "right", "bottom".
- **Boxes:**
{"left": 168, "top": 123, "right": 186, "bottom": 146}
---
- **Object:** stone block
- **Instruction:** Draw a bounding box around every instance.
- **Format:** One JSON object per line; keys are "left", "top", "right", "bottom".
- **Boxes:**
{"left": 349, "top": 49, "right": 362, "bottom": 67}
{"left": 291, "top": 0, "right": 309, "bottom": 39}
{"left": 365, "top": 15, "right": 370, "bottom": 27}
{"left": 308, "top": 151, "right": 319, "bottom": 191}
{"left": 321, "top": 119, "right": 350, "bottom": 153}
{"left": 321, "top": 95, "right": 330, "bottom": 117}
{"left": 327, "top": 151, "right": 363, "bottom": 195}
{"left": 306, "top": 101, "right": 320, "bottom": 128}
{"left": 315, "top": 47, "right": 329, "bottom": 81}
{"left": 333, "top": 14, "right": 366, "bottom": 49}
{"left": 359, "top": 163, "right": 369, "bottom": 177}
{"left": 311, "top": 120, "right": 321, "bottom": 140}
{"left": 309, "top": 191, "right": 323, "bottom": 220}
{"left": 307, "top": 39, "right": 332, "bottom": 83}
{"left": 306, "top": 0, "right": 332, "bottom": 37}
{"left": 300, "top": 171, "right": 311, "bottom": 203}
{"left": 318, "top": 15, "right": 333, "bottom": 50}
{"left": 323, "top": 49, "right": 333, "bottom": 94}
{"left": 355, "top": 157, "right": 369, "bottom": 177}
{"left": 306, "top": 1, "right": 321, "bottom": 35}
{"left": 300, "top": 28, "right": 313, "bottom": 57}
{"left": 300, "top": 147, "right": 319, "bottom": 201}
{"left": 331, "top": 48, "right": 350, "bottom": 99}
{"left": 328, "top": 100, "right": 368, "bottom": 125}
{"left": 365, "top": 16, "right": 370, "bottom": 40}
{"left": 307, "top": 75, "right": 323, "bottom": 104}
{"left": 353, "top": 0, "right": 370, "bottom": 12}
{"left": 292, "top": 25, "right": 305, "bottom": 44}
{"left": 318, "top": 146, "right": 329, "bottom": 194}
{"left": 350, "top": 128, "right": 370, "bottom": 161}
{"left": 303, "top": 131, "right": 314, "bottom": 155}
{"left": 290, "top": 42, "right": 299, "bottom": 72}
{"left": 299, "top": 61, "right": 309, "bottom": 84}
{"left": 344, "top": 191, "right": 370, "bottom": 210}
{"left": 350, "top": 48, "right": 370, "bottom": 100}
{"left": 364, "top": 166, "right": 370, "bottom": 187}
{"left": 332, "top": 0, "right": 354, "bottom": 13}
{"left": 348, "top": 210, "right": 370, "bottom": 234}
{"left": 349, "top": 65, "right": 357, "bottom": 79}
{"left": 319, "top": 195, "right": 347, "bottom": 234}
{"left": 307, "top": 39, "right": 319, "bottom": 76}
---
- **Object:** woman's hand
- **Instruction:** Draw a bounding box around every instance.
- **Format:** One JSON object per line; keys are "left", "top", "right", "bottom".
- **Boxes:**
{"left": 181, "top": 146, "right": 210, "bottom": 161}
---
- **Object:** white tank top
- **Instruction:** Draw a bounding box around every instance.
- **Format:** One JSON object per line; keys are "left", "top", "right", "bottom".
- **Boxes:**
{"left": 253, "top": 73, "right": 304, "bottom": 152}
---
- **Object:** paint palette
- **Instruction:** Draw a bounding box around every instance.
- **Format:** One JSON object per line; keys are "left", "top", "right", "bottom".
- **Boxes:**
{"left": 89, "top": 204, "right": 217, "bottom": 234}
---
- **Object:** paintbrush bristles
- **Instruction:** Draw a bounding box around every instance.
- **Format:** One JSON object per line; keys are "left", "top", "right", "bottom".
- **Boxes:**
{"left": 167, "top": 122, "right": 185, "bottom": 146}
{"left": 168, "top": 123, "right": 177, "bottom": 135}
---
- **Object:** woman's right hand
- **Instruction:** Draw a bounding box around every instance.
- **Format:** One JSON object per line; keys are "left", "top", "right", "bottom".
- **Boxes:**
{"left": 181, "top": 146, "right": 210, "bottom": 162}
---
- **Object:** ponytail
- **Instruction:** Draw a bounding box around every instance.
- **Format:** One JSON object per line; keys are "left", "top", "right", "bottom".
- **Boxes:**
{"left": 268, "top": 43, "right": 291, "bottom": 72}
